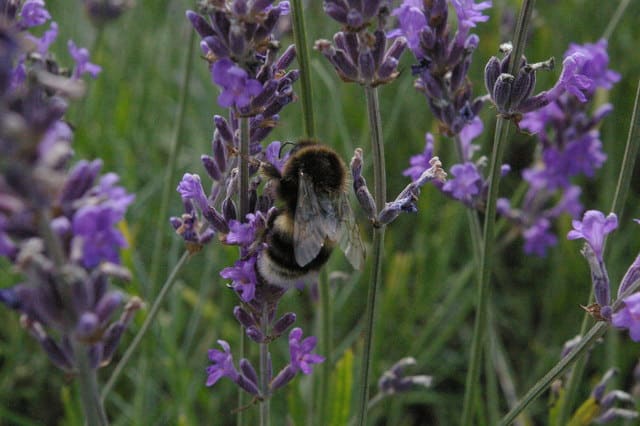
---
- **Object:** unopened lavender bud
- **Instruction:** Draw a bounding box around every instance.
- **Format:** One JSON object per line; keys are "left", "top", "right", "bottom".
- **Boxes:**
{"left": 102, "top": 322, "right": 125, "bottom": 363}
{"left": 601, "top": 390, "right": 634, "bottom": 409}
{"left": 359, "top": 50, "right": 375, "bottom": 81}
{"left": 509, "top": 67, "right": 535, "bottom": 107}
{"left": 273, "top": 312, "right": 296, "bottom": 336}
{"left": 333, "top": 50, "right": 359, "bottom": 81}
{"left": 385, "top": 36, "right": 407, "bottom": 61}
{"left": 274, "top": 45, "right": 296, "bottom": 70}
{"left": 492, "top": 74, "right": 514, "bottom": 112}
{"left": 229, "top": 25, "right": 246, "bottom": 57}
{"left": 60, "top": 159, "right": 102, "bottom": 202}
{"left": 356, "top": 186, "right": 376, "bottom": 221}
{"left": 212, "top": 133, "right": 227, "bottom": 172}
{"left": 350, "top": 148, "right": 363, "bottom": 181}
{"left": 203, "top": 205, "right": 229, "bottom": 234}
{"left": 484, "top": 56, "right": 501, "bottom": 96}
{"left": 592, "top": 368, "right": 617, "bottom": 401}
{"left": 371, "top": 30, "right": 385, "bottom": 68}
{"left": 237, "top": 374, "right": 261, "bottom": 396}
{"left": 618, "top": 254, "right": 640, "bottom": 297}
{"left": 202, "top": 36, "right": 229, "bottom": 58}
{"left": 186, "top": 10, "right": 215, "bottom": 38}
{"left": 201, "top": 155, "right": 222, "bottom": 181}
{"left": 239, "top": 358, "right": 259, "bottom": 387}
{"left": 75, "top": 312, "right": 99, "bottom": 339}
{"left": 324, "top": 1, "right": 348, "bottom": 23}
{"left": 594, "top": 408, "right": 639, "bottom": 424}
{"left": 94, "top": 291, "right": 123, "bottom": 323}
{"left": 233, "top": 306, "right": 257, "bottom": 328}
{"left": 246, "top": 325, "right": 265, "bottom": 343}
{"left": 377, "top": 57, "right": 399, "bottom": 82}
{"left": 346, "top": 9, "right": 363, "bottom": 28}
{"left": 214, "top": 115, "right": 234, "bottom": 144}
{"left": 271, "top": 364, "right": 297, "bottom": 391}
{"left": 250, "top": 79, "right": 277, "bottom": 109}
{"left": 222, "top": 197, "right": 237, "bottom": 222}
{"left": 42, "top": 334, "right": 74, "bottom": 370}
{"left": 250, "top": 124, "right": 275, "bottom": 144}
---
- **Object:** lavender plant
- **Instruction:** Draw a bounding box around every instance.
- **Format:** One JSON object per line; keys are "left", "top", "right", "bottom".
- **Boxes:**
{"left": 176, "top": 1, "right": 329, "bottom": 422}
{"left": 0, "top": 1, "right": 139, "bottom": 424}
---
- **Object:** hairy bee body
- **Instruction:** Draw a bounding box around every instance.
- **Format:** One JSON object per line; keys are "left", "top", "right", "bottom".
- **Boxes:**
{"left": 257, "top": 140, "right": 364, "bottom": 288}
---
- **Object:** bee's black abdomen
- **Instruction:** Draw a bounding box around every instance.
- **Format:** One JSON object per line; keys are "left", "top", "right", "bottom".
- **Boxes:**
{"left": 265, "top": 212, "right": 333, "bottom": 274}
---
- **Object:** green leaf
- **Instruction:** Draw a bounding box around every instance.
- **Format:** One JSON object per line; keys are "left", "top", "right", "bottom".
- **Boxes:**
{"left": 328, "top": 349, "right": 354, "bottom": 426}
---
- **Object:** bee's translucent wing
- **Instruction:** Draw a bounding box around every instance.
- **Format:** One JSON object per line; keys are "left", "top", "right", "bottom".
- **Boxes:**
{"left": 293, "top": 171, "right": 340, "bottom": 267}
{"left": 338, "top": 194, "right": 366, "bottom": 270}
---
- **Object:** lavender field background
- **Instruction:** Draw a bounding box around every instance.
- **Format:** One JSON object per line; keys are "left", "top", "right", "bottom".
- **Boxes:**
{"left": 2, "top": 0, "right": 640, "bottom": 425}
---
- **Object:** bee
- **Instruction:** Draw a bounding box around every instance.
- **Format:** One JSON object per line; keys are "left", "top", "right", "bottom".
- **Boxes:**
{"left": 257, "top": 140, "right": 365, "bottom": 288}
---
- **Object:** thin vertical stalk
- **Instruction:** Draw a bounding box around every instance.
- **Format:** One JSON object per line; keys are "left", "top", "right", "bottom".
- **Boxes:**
{"left": 461, "top": 117, "right": 511, "bottom": 426}
{"left": 259, "top": 307, "right": 271, "bottom": 426}
{"left": 101, "top": 251, "right": 190, "bottom": 401}
{"left": 355, "top": 86, "right": 386, "bottom": 426}
{"left": 555, "top": 78, "right": 640, "bottom": 426}
{"left": 602, "top": 0, "right": 631, "bottom": 41}
{"left": 149, "top": 29, "right": 195, "bottom": 291}
{"left": 461, "top": 1, "right": 535, "bottom": 423}
{"left": 237, "top": 115, "right": 251, "bottom": 425}
{"left": 74, "top": 342, "right": 109, "bottom": 426}
{"left": 289, "top": 0, "right": 315, "bottom": 138}
{"left": 316, "top": 269, "right": 331, "bottom": 426}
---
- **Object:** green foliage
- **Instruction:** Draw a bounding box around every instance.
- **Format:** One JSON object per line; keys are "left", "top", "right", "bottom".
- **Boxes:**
{"left": 1, "top": 0, "right": 640, "bottom": 425}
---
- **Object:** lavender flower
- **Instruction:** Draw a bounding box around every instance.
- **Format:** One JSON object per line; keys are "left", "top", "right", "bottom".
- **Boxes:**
{"left": 316, "top": 1, "right": 407, "bottom": 87}
{"left": 68, "top": 40, "right": 102, "bottom": 79}
{"left": 206, "top": 340, "right": 240, "bottom": 386}
{"left": 288, "top": 327, "right": 324, "bottom": 374}
{"left": 220, "top": 256, "right": 259, "bottom": 303}
{"left": 19, "top": 0, "right": 51, "bottom": 29}
{"left": 212, "top": 58, "right": 263, "bottom": 109}
{"left": 612, "top": 293, "right": 640, "bottom": 342}
{"left": 567, "top": 210, "right": 617, "bottom": 260}
{"left": 391, "top": 0, "right": 491, "bottom": 135}
{"left": 499, "top": 40, "right": 619, "bottom": 257}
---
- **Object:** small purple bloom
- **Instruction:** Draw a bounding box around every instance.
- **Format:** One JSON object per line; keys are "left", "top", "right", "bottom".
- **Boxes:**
{"left": 567, "top": 210, "right": 617, "bottom": 259}
{"left": 212, "top": 58, "right": 263, "bottom": 109}
{"left": 177, "top": 173, "right": 209, "bottom": 212}
{"left": 458, "top": 117, "right": 483, "bottom": 162}
{"left": 551, "top": 54, "right": 592, "bottom": 103}
{"left": 71, "top": 204, "right": 128, "bottom": 268}
{"left": 225, "top": 213, "right": 263, "bottom": 246}
{"left": 612, "top": 293, "right": 640, "bottom": 342}
{"left": 523, "top": 219, "right": 558, "bottom": 257}
{"left": 265, "top": 141, "right": 288, "bottom": 173}
{"left": 565, "top": 39, "right": 620, "bottom": 93}
{"left": 25, "top": 21, "right": 58, "bottom": 56}
{"left": 220, "top": 256, "right": 258, "bottom": 302}
{"left": 288, "top": 327, "right": 324, "bottom": 375}
{"left": 441, "top": 162, "right": 482, "bottom": 203}
{"left": 403, "top": 133, "right": 434, "bottom": 182}
{"left": 206, "top": 340, "right": 240, "bottom": 386}
{"left": 68, "top": 40, "right": 102, "bottom": 79}
{"left": 452, "top": 0, "right": 492, "bottom": 32}
{"left": 19, "top": 0, "right": 51, "bottom": 29}
{"left": 390, "top": 0, "right": 426, "bottom": 54}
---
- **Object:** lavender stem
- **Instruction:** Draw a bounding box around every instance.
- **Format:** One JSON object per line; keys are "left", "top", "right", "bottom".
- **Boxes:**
{"left": 259, "top": 306, "right": 271, "bottom": 426}
{"left": 74, "top": 340, "right": 109, "bottom": 426}
{"left": 461, "top": 1, "right": 536, "bottom": 423}
{"left": 356, "top": 85, "right": 386, "bottom": 426}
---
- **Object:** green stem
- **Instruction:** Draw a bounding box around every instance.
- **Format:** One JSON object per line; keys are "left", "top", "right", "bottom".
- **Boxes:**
{"left": 555, "top": 78, "right": 640, "bottom": 426}
{"left": 461, "top": 1, "right": 535, "bottom": 422}
{"left": 289, "top": 0, "right": 315, "bottom": 138}
{"left": 602, "top": 0, "right": 631, "bottom": 41}
{"left": 74, "top": 341, "right": 109, "bottom": 426}
{"left": 316, "top": 269, "right": 331, "bottom": 426}
{"left": 149, "top": 29, "right": 195, "bottom": 293}
{"left": 355, "top": 86, "right": 386, "bottom": 426}
{"left": 259, "top": 306, "right": 271, "bottom": 426}
{"left": 101, "top": 251, "right": 190, "bottom": 401}
{"left": 461, "top": 117, "right": 511, "bottom": 426}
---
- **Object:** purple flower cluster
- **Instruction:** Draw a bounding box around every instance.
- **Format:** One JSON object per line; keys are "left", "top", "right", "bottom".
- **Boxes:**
{"left": 180, "top": 2, "right": 325, "bottom": 398}
{"left": 499, "top": 40, "right": 619, "bottom": 256}
{"left": 315, "top": 0, "right": 407, "bottom": 87}
{"left": 0, "top": 1, "right": 139, "bottom": 371}
{"left": 391, "top": 0, "right": 490, "bottom": 135}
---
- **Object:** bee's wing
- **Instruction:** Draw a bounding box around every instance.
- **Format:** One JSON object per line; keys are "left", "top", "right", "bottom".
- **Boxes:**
{"left": 293, "top": 171, "right": 340, "bottom": 267}
{"left": 338, "top": 193, "right": 366, "bottom": 270}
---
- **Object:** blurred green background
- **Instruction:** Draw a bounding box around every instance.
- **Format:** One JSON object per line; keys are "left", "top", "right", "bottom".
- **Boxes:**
{"left": 1, "top": 0, "right": 640, "bottom": 424}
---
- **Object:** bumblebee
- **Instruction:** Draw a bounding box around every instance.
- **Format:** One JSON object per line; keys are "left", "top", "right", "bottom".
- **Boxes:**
{"left": 257, "top": 140, "right": 365, "bottom": 288}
